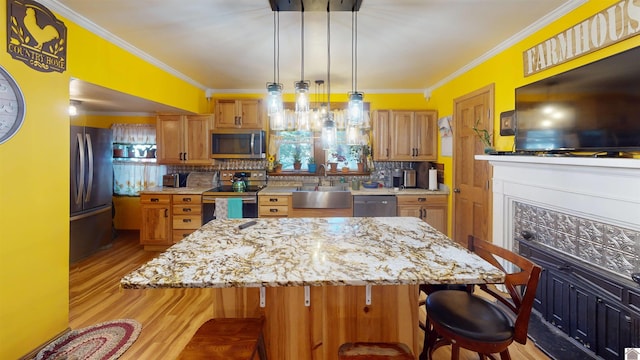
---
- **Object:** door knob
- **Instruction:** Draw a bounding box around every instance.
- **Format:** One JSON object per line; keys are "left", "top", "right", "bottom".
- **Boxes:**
{"left": 453, "top": 188, "right": 461, "bottom": 193}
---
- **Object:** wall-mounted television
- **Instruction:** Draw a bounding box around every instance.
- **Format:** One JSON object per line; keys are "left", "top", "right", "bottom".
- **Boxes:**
{"left": 515, "top": 46, "right": 640, "bottom": 154}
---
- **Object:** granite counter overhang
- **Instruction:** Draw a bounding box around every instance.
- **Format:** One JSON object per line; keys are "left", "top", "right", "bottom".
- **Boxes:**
{"left": 121, "top": 217, "right": 503, "bottom": 289}
{"left": 139, "top": 186, "right": 213, "bottom": 195}
{"left": 259, "top": 186, "right": 449, "bottom": 196}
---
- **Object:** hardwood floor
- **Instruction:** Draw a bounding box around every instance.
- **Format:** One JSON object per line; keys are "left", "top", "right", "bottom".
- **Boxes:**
{"left": 68, "top": 230, "right": 551, "bottom": 359}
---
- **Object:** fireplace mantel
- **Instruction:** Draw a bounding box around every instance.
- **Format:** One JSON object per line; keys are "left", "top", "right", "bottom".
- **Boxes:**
{"left": 476, "top": 155, "right": 640, "bottom": 254}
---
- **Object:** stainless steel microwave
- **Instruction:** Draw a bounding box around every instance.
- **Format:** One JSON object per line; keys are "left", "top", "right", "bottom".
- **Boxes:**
{"left": 210, "top": 129, "right": 266, "bottom": 159}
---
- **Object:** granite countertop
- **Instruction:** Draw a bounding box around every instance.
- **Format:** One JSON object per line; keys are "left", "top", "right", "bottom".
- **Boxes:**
{"left": 139, "top": 186, "right": 213, "bottom": 195}
{"left": 259, "top": 186, "right": 449, "bottom": 196}
{"left": 121, "top": 217, "right": 504, "bottom": 289}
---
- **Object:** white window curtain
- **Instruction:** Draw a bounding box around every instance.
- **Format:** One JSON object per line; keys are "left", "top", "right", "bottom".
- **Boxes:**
{"left": 112, "top": 123, "right": 156, "bottom": 144}
{"left": 111, "top": 123, "right": 163, "bottom": 196}
{"left": 113, "top": 162, "right": 166, "bottom": 196}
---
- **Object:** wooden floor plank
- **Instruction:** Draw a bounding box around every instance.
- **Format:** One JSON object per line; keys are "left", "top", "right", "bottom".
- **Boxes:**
{"left": 67, "top": 230, "right": 550, "bottom": 360}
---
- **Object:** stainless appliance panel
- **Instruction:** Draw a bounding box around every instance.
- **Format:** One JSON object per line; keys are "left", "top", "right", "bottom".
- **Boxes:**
{"left": 210, "top": 129, "right": 266, "bottom": 159}
{"left": 70, "top": 126, "right": 113, "bottom": 263}
{"left": 403, "top": 169, "right": 416, "bottom": 188}
{"left": 353, "top": 195, "right": 397, "bottom": 217}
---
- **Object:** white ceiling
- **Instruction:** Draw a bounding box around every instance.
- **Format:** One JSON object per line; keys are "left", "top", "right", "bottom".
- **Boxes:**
{"left": 43, "top": 0, "right": 584, "bottom": 113}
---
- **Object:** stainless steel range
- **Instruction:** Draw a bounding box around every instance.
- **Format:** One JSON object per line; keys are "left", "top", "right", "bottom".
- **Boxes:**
{"left": 202, "top": 170, "right": 267, "bottom": 222}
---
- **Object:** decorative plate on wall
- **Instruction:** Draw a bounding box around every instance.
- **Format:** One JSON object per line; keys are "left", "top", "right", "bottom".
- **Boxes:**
{"left": 0, "top": 65, "right": 26, "bottom": 145}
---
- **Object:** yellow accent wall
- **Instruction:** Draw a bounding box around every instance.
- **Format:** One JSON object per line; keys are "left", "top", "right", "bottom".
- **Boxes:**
{"left": 425, "top": 0, "right": 640, "bottom": 236}
{"left": 0, "top": 7, "right": 204, "bottom": 359}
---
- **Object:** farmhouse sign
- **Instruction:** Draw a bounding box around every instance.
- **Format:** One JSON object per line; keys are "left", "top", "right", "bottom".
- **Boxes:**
{"left": 6, "top": 0, "right": 67, "bottom": 73}
{"left": 523, "top": 0, "right": 640, "bottom": 77}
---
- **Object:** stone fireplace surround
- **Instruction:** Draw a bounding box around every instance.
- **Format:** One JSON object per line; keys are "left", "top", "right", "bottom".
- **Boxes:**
{"left": 477, "top": 155, "right": 640, "bottom": 280}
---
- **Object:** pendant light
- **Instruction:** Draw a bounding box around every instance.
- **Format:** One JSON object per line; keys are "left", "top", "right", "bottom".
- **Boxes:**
{"left": 267, "top": 11, "right": 284, "bottom": 130}
{"left": 347, "top": 9, "right": 364, "bottom": 126}
{"left": 295, "top": 8, "right": 310, "bottom": 130}
{"left": 322, "top": 8, "right": 337, "bottom": 150}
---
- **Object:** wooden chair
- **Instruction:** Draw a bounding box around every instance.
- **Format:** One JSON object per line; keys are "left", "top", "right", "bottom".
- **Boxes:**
{"left": 338, "top": 342, "right": 414, "bottom": 359}
{"left": 177, "top": 317, "right": 267, "bottom": 360}
{"left": 423, "top": 235, "right": 541, "bottom": 360}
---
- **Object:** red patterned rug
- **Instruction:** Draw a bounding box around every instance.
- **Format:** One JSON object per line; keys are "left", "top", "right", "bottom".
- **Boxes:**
{"left": 36, "top": 319, "right": 141, "bottom": 360}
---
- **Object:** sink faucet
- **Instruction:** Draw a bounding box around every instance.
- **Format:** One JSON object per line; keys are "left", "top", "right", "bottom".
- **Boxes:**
{"left": 318, "top": 163, "right": 328, "bottom": 178}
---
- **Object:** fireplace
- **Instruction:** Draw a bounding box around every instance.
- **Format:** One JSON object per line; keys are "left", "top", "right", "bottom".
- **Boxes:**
{"left": 478, "top": 155, "right": 640, "bottom": 359}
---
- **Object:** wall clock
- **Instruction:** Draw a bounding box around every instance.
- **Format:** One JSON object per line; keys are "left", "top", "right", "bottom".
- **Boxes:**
{"left": 0, "top": 65, "right": 26, "bottom": 145}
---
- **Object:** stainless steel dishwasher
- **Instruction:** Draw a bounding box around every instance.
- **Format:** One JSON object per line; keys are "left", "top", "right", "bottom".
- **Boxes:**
{"left": 353, "top": 195, "right": 397, "bottom": 217}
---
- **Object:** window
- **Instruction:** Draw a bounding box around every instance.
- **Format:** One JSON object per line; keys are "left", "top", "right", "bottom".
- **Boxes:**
{"left": 275, "top": 131, "right": 314, "bottom": 170}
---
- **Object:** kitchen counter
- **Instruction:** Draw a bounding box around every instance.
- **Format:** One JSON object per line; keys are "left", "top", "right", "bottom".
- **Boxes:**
{"left": 120, "top": 216, "right": 503, "bottom": 359}
{"left": 139, "top": 186, "right": 212, "bottom": 195}
{"left": 258, "top": 186, "right": 449, "bottom": 196}
{"left": 121, "top": 216, "right": 502, "bottom": 289}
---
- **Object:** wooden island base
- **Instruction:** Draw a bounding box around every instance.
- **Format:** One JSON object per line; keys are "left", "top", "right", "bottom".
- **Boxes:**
{"left": 209, "top": 285, "right": 420, "bottom": 360}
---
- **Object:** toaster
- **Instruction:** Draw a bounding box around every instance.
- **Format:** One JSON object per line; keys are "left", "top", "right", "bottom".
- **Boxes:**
{"left": 163, "top": 173, "right": 189, "bottom": 187}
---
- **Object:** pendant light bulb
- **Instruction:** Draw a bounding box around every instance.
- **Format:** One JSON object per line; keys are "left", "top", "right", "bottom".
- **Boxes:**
{"left": 348, "top": 92, "right": 364, "bottom": 125}
{"left": 295, "top": 80, "right": 310, "bottom": 114}
{"left": 267, "top": 82, "right": 283, "bottom": 117}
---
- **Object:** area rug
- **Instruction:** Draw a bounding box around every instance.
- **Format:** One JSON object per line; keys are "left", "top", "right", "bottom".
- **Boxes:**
{"left": 36, "top": 319, "right": 141, "bottom": 360}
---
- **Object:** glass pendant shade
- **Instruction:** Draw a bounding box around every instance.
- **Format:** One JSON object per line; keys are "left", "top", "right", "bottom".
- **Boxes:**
{"left": 295, "top": 80, "right": 310, "bottom": 114}
{"left": 321, "top": 114, "right": 337, "bottom": 150}
{"left": 347, "top": 92, "right": 364, "bottom": 126}
{"left": 269, "top": 108, "right": 285, "bottom": 131}
{"left": 266, "top": 82, "right": 283, "bottom": 117}
{"left": 346, "top": 125, "right": 360, "bottom": 145}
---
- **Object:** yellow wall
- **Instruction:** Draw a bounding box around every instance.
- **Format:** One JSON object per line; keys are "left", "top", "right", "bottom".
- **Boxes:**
{"left": 0, "top": 6, "right": 204, "bottom": 359}
{"left": 424, "top": 0, "right": 640, "bottom": 236}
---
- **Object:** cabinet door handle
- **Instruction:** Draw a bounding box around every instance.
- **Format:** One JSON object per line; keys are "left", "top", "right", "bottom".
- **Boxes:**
{"left": 184, "top": 152, "right": 187, "bottom": 161}
{"left": 164, "top": 209, "right": 169, "bottom": 217}
{"left": 386, "top": 148, "right": 389, "bottom": 157}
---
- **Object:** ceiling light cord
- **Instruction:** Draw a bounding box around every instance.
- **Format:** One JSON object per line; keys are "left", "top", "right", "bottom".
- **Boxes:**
{"left": 351, "top": 10, "right": 355, "bottom": 93}
{"left": 277, "top": 11, "right": 280, "bottom": 83}
{"left": 327, "top": 8, "right": 331, "bottom": 112}
{"left": 301, "top": 9, "right": 305, "bottom": 81}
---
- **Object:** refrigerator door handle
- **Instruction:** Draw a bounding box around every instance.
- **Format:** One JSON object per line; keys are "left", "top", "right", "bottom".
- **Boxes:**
{"left": 85, "top": 133, "right": 94, "bottom": 203}
{"left": 75, "top": 133, "right": 85, "bottom": 206}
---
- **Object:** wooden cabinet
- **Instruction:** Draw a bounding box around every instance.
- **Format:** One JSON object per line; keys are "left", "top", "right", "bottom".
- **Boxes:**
{"left": 396, "top": 194, "right": 447, "bottom": 234}
{"left": 372, "top": 110, "right": 437, "bottom": 161}
{"left": 140, "top": 194, "right": 172, "bottom": 249}
{"left": 214, "top": 99, "right": 263, "bottom": 129}
{"left": 258, "top": 195, "right": 290, "bottom": 218}
{"left": 140, "top": 193, "right": 203, "bottom": 249}
{"left": 157, "top": 114, "right": 211, "bottom": 165}
{"left": 172, "top": 194, "right": 202, "bottom": 243}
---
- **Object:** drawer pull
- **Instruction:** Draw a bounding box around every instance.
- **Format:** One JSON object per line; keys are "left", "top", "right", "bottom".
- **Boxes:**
{"left": 182, "top": 197, "right": 192, "bottom": 202}
{"left": 270, "top": 208, "right": 279, "bottom": 213}
{"left": 183, "top": 208, "right": 191, "bottom": 212}
{"left": 151, "top": 198, "right": 160, "bottom": 202}
{"left": 418, "top": 197, "right": 426, "bottom": 202}
{"left": 183, "top": 219, "right": 191, "bottom": 223}
{"left": 269, "top": 198, "right": 278, "bottom": 202}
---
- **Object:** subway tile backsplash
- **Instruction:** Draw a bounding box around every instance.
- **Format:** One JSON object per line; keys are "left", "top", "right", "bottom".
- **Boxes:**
{"left": 514, "top": 201, "right": 640, "bottom": 278}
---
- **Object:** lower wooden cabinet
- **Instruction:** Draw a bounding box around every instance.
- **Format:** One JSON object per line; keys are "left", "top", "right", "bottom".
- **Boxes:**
{"left": 140, "top": 193, "right": 202, "bottom": 249}
{"left": 396, "top": 194, "right": 448, "bottom": 235}
{"left": 258, "top": 195, "right": 290, "bottom": 217}
{"left": 140, "top": 194, "right": 172, "bottom": 249}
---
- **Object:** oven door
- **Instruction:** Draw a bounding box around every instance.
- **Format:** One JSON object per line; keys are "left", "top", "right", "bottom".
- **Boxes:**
{"left": 202, "top": 195, "right": 258, "bottom": 223}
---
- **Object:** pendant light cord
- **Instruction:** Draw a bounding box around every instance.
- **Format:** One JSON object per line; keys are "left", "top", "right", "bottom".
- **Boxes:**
{"left": 351, "top": 10, "right": 355, "bottom": 93}
{"left": 301, "top": 9, "right": 305, "bottom": 81}
{"left": 327, "top": 8, "right": 331, "bottom": 112}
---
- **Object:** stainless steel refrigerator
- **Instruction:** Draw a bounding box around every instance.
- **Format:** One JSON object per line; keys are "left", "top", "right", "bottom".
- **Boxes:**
{"left": 70, "top": 126, "right": 113, "bottom": 263}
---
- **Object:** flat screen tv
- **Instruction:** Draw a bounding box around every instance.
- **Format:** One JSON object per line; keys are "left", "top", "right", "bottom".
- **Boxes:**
{"left": 515, "top": 46, "right": 640, "bottom": 154}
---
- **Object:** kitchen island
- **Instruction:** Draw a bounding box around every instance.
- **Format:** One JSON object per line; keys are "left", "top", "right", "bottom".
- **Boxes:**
{"left": 121, "top": 217, "right": 504, "bottom": 358}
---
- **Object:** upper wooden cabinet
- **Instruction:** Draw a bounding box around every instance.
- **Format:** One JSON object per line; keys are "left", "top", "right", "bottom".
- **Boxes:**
{"left": 157, "top": 114, "right": 212, "bottom": 165}
{"left": 214, "top": 99, "right": 264, "bottom": 129}
{"left": 372, "top": 110, "right": 437, "bottom": 161}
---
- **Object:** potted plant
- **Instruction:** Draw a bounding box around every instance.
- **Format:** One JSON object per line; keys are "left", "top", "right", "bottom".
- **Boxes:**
{"left": 350, "top": 146, "right": 364, "bottom": 172}
{"left": 307, "top": 157, "right": 317, "bottom": 173}
{"left": 293, "top": 150, "right": 302, "bottom": 170}
{"left": 273, "top": 160, "right": 282, "bottom": 173}
{"left": 472, "top": 118, "right": 494, "bottom": 153}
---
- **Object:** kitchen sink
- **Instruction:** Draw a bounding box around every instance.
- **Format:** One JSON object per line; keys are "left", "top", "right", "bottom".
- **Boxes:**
{"left": 292, "top": 185, "right": 352, "bottom": 209}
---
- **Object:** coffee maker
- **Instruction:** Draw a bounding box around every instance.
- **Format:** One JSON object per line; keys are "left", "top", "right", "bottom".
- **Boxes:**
{"left": 392, "top": 169, "right": 403, "bottom": 189}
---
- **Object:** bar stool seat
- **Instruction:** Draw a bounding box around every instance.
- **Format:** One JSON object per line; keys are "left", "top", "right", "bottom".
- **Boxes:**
{"left": 178, "top": 317, "right": 266, "bottom": 360}
{"left": 338, "top": 342, "right": 414, "bottom": 359}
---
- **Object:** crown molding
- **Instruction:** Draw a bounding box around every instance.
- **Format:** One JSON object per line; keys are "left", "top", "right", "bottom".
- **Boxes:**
{"left": 38, "top": 0, "right": 207, "bottom": 90}
{"left": 426, "top": 0, "right": 587, "bottom": 94}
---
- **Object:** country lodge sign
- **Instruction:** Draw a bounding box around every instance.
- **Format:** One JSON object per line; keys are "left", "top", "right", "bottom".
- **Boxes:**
{"left": 523, "top": 0, "right": 640, "bottom": 77}
{"left": 6, "top": 0, "right": 67, "bottom": 73}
